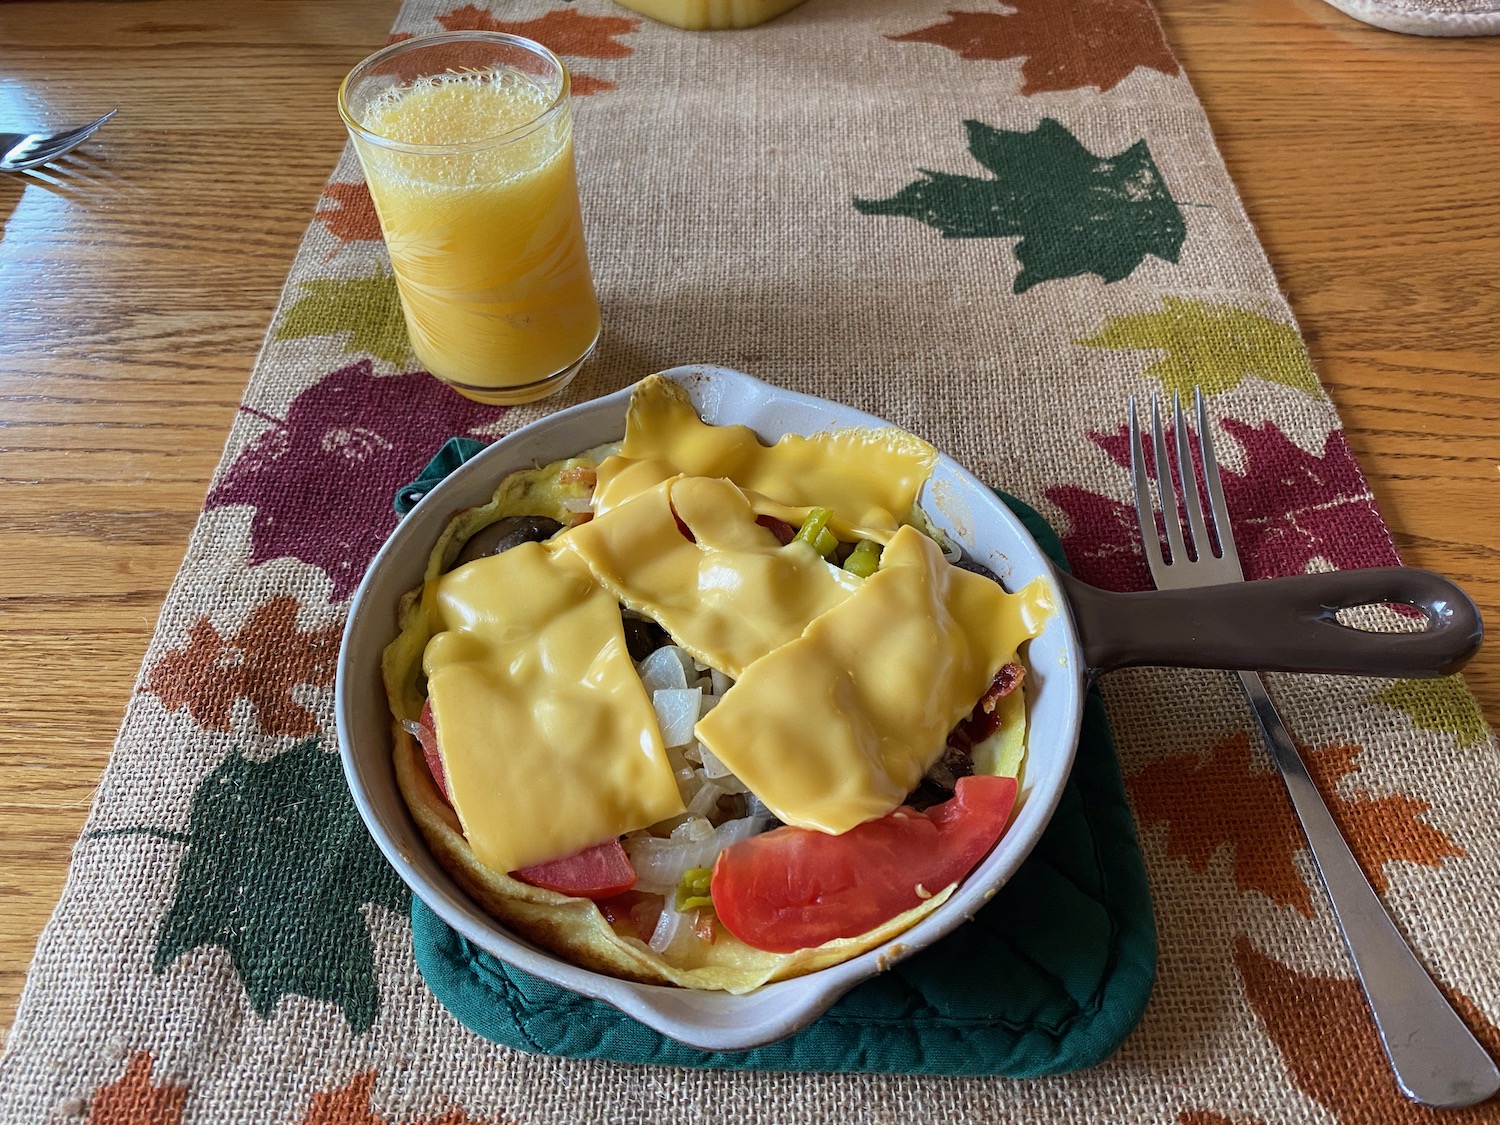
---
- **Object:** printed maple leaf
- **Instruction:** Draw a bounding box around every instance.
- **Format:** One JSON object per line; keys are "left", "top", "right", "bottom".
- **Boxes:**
{"left": 436, "top": 6, "right": 636, "bottom": 57}
{"left": 1078, "top": 298, "right": 1321, "bottom": 399}
{"left": 316, "top": 182, "right": 382, "bottom": 245}
{"left": 87, "top": 1051, "right": 186, "bottom": 1125}
{"left": 379, "top": 6, "right": 639, "bottom": 94}
{"left": 1128, "top": 733, "right": 1464, "bottom": 917}
{"left": 153, "top": 739, "right": 409, "bottom": 1032}
{"left": 1045, "top": 417, "right": 1397, "bottom": 592}
{"left": 1235, "top": 935, "right": 1500, "bottom": 1123}
{"left": 1373, "top": 677, "right": 1492, "bottom": 750}
{"left": 145, "top": 595, "right": 340, "bottom": 737}
{"left": 890, "top": 0, "right": 1180, "bottom": 95}
{"left": 275, "top": 273, "right": 412, "bottom": 367}
{"left": 854, "top": 118, "right": 1185, "bottom": 293}
{"left": 1041, "top": 483, "right": 1154, "bottom": 593}
{"left": 301, "top": 1071, "right": 505, "bottom": 1125}
{"left": 206, "top": 359, "right": 501, "bottom": 600}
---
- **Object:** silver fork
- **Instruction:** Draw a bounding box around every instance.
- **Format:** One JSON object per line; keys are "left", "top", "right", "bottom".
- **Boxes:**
{"left": 1130, "top": 390, "right": 1500, "bottom": 1109}
{"left": 0, "top": 110, "right": 116, "bottom": 173}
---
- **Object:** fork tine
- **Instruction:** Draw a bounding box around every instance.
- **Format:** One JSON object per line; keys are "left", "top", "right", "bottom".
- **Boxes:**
{"left": 1172, "top": 391, "right": 1214, "bottom": 560}
{"left": 1128, "top": 396, "right": 1168, "bottom": 573}
{"left": 1150, "top": 395, "right": 1190, "bottom": 566}
{"left": 14, "top": 111, "right": 115, "bottom": 165}
{"left": 1196, "top": 388, "right": 1240, "bottom": 559}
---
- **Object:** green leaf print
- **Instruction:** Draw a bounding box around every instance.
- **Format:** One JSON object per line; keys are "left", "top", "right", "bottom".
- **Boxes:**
{"left": 854, "top": 117, "right": 1185, "bottom": 292}
{"left": 153, "top": 738, "right": 409, "bottom": 1032}
{"left": 1078, "top": 297, "right": 1321, "bottom": 399}
{"left": 1373, "top": 677, "right": 1491, "bottom": 750}
{"left": 276, "top": 273, "right": 413, "bottom": 367}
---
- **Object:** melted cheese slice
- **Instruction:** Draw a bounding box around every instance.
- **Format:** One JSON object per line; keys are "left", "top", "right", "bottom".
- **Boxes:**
{"left": 424, "top": 543, "right": 684, "bottom": 872}
{"left": 558, "top": 475, "right": 860, "bottom": 677}
{"left": 694, "top": 525, "right": 1052, "bottom": 834}
{"left": 593, "top": 375, "right": 937, "bottom": 534}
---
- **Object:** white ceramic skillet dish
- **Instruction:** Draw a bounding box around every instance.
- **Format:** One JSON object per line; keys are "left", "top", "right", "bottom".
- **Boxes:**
{"left": 336, "top": 365, "right": 1480, "bottom": 1052}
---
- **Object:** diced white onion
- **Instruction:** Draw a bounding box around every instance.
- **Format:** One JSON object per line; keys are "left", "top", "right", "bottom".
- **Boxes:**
{"left": 687, "top": 779, "right": 727, "bottom": 819}
{"left": 710, "top": 668, "right": 733, "bottom": 697}
{"left": 712, "top": 771, "right": 750, "bottom": 795}
{"left": 638, "top": 647, "right": 690, "bottom": 693}
{"left": 649, "top": 902, "right": 697, "bottom": 955}
{"left": 672, "top": 816, "right": 716, "bottom": 843}
{"left": 623, "top": 816, "right": 762, "bottom": 894}
{"left": 561, "top": 494, "right": 593, "bottom": 513}
{"left": 400, "top": 719, "right": 424, "bottom": 740}
{"left": 698, "top": 694, "right": 720, "bottom": 717}
{"left": 698, "top": 744, "right": 735, "bottom": 779}
{"left": 653, "top": 687, "right": 701, "bottom": 747}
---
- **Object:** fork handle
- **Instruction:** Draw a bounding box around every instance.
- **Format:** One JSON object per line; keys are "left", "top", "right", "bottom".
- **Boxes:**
{"left": 1237, "top": 670, "right": 1500, "bottom": 1107}
{"left": 1061, "top": 568, "right": 1482, "bottom": 678}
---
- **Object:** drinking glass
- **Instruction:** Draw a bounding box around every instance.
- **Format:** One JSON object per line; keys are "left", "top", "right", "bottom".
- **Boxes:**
{"left": 340, "top": 33, "right": 601, "bottom": 405}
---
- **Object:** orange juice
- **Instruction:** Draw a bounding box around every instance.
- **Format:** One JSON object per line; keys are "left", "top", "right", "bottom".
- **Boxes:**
{"left": 345, "top": 52, "right": 600, "bottom": 404}
{"left": 615, "top": 0, "right": 808, "bottom": 29}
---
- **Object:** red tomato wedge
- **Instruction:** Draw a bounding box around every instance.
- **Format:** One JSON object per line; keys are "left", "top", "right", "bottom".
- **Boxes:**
{"left": 414, "top": 700, "right": 450, "bottom": 802}
{"left": 513, "top": 840, "right": 638, "bottom": 900}
{"left": 710, "top": 774, "right": 1019, "bottom": 953}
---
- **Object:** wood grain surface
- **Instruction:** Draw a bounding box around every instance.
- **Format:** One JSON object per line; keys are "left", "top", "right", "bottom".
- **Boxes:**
{"left": 0, "top": 0, "right": 1495, "bottom": 1043}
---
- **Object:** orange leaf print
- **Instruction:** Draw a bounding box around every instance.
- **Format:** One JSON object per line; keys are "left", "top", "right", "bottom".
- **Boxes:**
{"left": 432, "top": 5, "right": 640, "bottom": 95}
{"left": 1128, "top": 732, "right": 1311, "bottom": 913}
{"left": 436, "top": 6, "right": 636, "bottom": 57}
{"left": 88, "top": 1051, "right": 186, "bottom": 1125}
{"left": 1305, "top": 741, "right": 1466, "bottom": 897}
{"left": 301, "top": 1071, "right": 510, "bottom": 1125}
{"left": 1128, "top": 733, "right": 1464, "bottom": 916}
{"left": 316, "top": 182, "right": 382, "bottom": 245}
{"left": 145, "top": 595, "right": 341, "bottom": 737}
{"left": 1235, "top": 936, "right": 1500, "bottom": 1122}
{"left": 890, "top": 0, "right": 1180, "bottom": 96}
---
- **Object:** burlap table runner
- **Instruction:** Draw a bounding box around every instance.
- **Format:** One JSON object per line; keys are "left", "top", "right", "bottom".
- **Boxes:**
{"left": 3, "top": 0, "right": 1498, "bottom": 1121}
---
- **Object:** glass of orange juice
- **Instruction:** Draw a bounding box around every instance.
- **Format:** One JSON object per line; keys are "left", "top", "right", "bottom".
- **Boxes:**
{"left": 339, "top": 33, "right": 601, "bottom": 405}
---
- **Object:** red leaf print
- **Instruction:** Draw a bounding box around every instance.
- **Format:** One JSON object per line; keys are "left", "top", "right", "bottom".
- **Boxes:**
{"left": 1045, "top": 417, "right": 1398, "bottom": 592}
{"left": 889, "top": 0, "right": 1180, "bottom": 96}
{"left": 1043, "top": 482, "right": 1154, "bottom": 593}
{"left": 316, "top": 182, "right": 381, "bottom": 245}
{"left": 206, "top": 360, "right": 503, "bottom": 600}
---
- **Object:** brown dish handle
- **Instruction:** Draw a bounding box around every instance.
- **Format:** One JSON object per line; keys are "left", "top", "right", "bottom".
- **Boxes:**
{"left": 1059, "top": 568, "right": 1483, "bottom": 679}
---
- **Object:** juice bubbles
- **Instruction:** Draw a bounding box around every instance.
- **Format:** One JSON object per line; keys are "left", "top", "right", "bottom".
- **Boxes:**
{"left": 341, "top": 35, "right": 600, "bottom": 405}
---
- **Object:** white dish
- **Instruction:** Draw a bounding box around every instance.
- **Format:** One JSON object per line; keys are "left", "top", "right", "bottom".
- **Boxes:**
{"left": 335, "top": 364, "right": 1088, "bottom": 1050}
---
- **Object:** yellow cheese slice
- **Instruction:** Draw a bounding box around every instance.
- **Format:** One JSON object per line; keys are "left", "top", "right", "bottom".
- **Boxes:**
{"left": 424, "top": 542, "right": 685, "bottom": 873}
{"left": 594, "top": 375, "right": 937, "bottom": 534}
{"left": 557, "top": 475, "right": 860, "bottom": 678}
{"left": 694, "top": 525, "right": 1052, "bottom": 834}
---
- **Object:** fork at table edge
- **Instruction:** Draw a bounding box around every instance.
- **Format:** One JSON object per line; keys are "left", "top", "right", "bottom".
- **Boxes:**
{"left": 1047, "top": 389, "right": 1497, "bottom": 1109}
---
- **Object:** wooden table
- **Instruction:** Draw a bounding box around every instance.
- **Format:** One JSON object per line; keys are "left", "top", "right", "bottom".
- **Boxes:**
{"left": 0, "top": 0, "right": 1494, "bottom": 1042}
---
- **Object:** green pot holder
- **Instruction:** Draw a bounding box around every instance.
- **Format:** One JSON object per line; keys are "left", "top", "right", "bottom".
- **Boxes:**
{"left": 397, "top": 439, "right": 1157, "bottom": 1076}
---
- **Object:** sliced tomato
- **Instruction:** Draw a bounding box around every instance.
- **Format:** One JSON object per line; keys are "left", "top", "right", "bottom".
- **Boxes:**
{"left": 513, "top": 839, "right": 639, "bottom": 900}
{"left": 710, "top": 774, "right": 1018, "bottom": 953}
{"left": 414, "top": 700, "right": 450, "bottom": 802}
